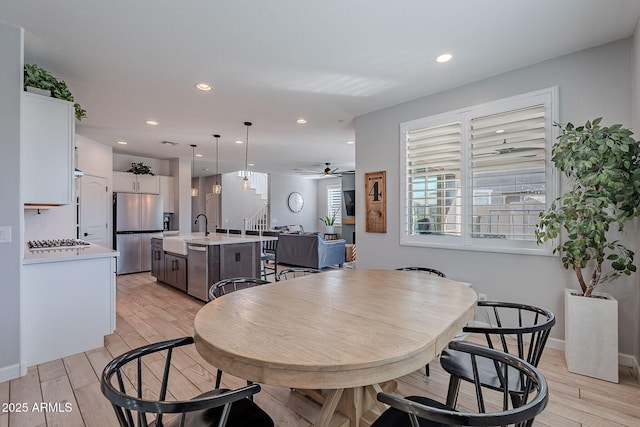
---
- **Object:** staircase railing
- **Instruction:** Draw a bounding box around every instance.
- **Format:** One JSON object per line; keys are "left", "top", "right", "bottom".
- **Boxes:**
{"left": 244, "top": 203, "right": 270, "bottom": 232}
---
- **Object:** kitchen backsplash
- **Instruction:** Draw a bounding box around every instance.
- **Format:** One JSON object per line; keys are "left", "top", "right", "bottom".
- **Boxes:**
{"left": 24, "top": 205, "right": 76, "bottom": 241}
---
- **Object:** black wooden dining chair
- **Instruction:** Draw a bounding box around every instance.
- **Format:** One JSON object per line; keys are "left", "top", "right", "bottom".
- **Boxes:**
{"left": 396, "top": 266, "right": 446, "bottom": 277}
{"left": 276, "top": 267, "right": 320, "bottom": 280}
{"left": 440, "top": 301, "right": 555, "bottom": 409}
{"left": 396, "top": 266, "right": 447, "bottom": 377}
{"left": 100, "top": 336, "right": 274, "bottom": 427}
{"left": 209, "top": 277, "right": 270, "bottom": 301}
{"left": 208, "top": 277, "right": 270, "bottom": 388}
{"left": 260, "top": 231, "right": 279, "bottom": 281}
{"left": 372, "top": 341, "right": 548, "bottom": 427}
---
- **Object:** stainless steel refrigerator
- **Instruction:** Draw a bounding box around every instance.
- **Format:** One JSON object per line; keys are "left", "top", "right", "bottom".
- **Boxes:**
{"left": 114, "top": 193, "right": 164, "bottom": 274}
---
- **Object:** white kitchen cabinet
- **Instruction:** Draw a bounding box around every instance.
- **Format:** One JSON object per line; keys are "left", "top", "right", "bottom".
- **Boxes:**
{"left": 21, "top": 92, "right": 74, "bottom": 205}
{"left": 113, "top": 171, "right": 160, "bottom": 194}
{"left": 22, "top": 256, "right": 116, "bottom": 366}
{"left": 159, "top": 175, "right": 175, "bottom": 213}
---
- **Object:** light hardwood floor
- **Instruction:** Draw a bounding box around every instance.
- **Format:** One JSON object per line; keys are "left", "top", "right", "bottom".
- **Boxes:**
{"left": 1, "top": 271, "right": 639, "bottom": 427}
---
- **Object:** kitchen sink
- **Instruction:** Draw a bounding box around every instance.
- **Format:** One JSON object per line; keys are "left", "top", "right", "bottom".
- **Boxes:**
{"left": 162, "top": 234, "right": 208, "bottom": 255}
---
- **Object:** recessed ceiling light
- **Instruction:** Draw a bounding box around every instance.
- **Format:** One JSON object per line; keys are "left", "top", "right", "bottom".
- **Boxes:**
{"left": 296, "top": 118, "right": 307, "bottom": 124}
{"left": 436, "top": 53, "right": 453, "bottom": 63}
{"left": 196, "top": 153, "right": 203, "bottom": 157}
{"left": 248, "top": 163, "right": 255, "bottom": 167}
{"left": 195, "top": 83, "right": 213, "bottom": 91}
{"left": 346, "top": 140, "right": 355, "bottom": 145}
{"left": 146, "top": 120, "right": 158, "bottom": 126}
{"left": 117, "top": 141, "right": 128, "bottom": 145}
{"left": 235, "top": 140, "right": 244, "bottom": 144}
{"left": 496, "top": 129, "right": 505, "bottom": 134}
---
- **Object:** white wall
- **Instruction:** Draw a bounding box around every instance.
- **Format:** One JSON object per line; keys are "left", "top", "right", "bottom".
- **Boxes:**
{"left": 220, "top": 172, "right": 268, "bottom": 230}
{"left": 169, "top": 158, "right": 192, "bottom": 233}
{"left": 270, "top": 174, "right": 318, "bottom": 231}
{"left": 0, "top": 21, "right": 23, "bottom": 382}
{"left": 76, "top": 134, "right": 114, "bottom": 248}
{"left": 77, "top": 134, "right": 113, "bottom": 178}
{"left": 23, "top": 206, "right": 76, "bottom": 241}
{"left": 355, "top": 38, "right": 638, "bottom": 356}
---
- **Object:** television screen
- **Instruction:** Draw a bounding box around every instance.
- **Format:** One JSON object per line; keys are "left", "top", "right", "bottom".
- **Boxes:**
{"left": 343, "top": 190, "right": 355, "bottom": 216}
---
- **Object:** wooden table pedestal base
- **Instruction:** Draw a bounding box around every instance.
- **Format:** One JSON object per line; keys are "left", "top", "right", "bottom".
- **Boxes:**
{"left": 297, "top": 380, "right": 396, "bottom": 427}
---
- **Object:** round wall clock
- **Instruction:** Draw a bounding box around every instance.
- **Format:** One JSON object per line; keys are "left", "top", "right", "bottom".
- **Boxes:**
{"left": 287, "top": 192, "right": 304, "bottom": 213}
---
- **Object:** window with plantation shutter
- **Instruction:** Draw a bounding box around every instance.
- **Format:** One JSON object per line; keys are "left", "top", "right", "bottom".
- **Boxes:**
{"left": 400, "top": 87, "right": 557, "bottom": 254}
{"left": 404, "top": 120, "right": 463, "bottom": 237}
{"left": 327, "top": 185, "right": 342, "bottom": 225}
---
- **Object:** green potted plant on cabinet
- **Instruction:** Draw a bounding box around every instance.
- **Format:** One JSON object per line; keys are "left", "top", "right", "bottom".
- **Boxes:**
{"left": 536, "top": 118, "right": 640, "bottom": 383}
{"left": 320, "top": 209, "right": 339, "bottom": 234}
{"left": 127, "top": 162, "right": 154, "bottom": 175}
{"left": 23, "top": 63, "right": 86, "bottom": 121}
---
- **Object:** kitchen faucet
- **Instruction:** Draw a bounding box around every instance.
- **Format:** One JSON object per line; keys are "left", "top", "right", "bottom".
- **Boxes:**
{"left": 195, "top": 214, "right": 209, "bottom": 236}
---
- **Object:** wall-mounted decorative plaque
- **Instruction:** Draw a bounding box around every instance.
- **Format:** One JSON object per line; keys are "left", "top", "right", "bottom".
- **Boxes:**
{"left": 365, "top": 171, "right": 386, "bottom": 233}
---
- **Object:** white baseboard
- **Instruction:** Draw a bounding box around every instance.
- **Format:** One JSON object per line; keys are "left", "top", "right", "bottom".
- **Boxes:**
{"left": 470, "top": 325, "right": 640, "bottom": 381}
{"left": 0, "top": 362, "right": 22, "bottom": 383}
{"left": 633, "top": 356, "right": 640, "bottom": 382}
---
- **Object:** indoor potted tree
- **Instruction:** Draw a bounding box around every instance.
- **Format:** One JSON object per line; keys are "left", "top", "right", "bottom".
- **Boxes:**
{"left": 320, "top": 209, "right": 339, "bottom": 234}
{"left": 536, "top": 118, "right": 640, "bottom": 383}
{"left": 23, "top": 63, "right": 86, "bottom": 121}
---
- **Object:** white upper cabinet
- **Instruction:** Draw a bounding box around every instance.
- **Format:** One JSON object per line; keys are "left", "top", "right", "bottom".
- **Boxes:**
{"left": 113, "top": 171, "right": 160, "bottom": 194}
{"left": 22, "top": 92, "right": 74, "bottom": 205}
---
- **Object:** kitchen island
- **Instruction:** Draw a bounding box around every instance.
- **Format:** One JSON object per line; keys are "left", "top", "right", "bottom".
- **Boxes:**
{"left": 153, "top": 233, "right": 277, "bottom": 301}
{"left": 22, "top": 242, "right": 119, "bottom": 367}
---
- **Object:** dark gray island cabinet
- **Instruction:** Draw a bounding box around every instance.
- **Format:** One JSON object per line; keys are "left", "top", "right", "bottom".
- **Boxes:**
{"left": 151, "top": 234, "right": 270, "bottom": 301}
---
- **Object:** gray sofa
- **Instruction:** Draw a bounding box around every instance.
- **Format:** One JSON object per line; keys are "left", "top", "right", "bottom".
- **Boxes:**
{"left": 273, "top": 224, "right": 304, "bottom": 233}
{"left": 277, "top": 232, "right": 345, "bottom": 269}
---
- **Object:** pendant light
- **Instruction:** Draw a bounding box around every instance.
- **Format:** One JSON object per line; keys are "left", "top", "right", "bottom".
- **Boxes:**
{"left": 242, "top": 121, "right": 252, "bottom": 190}
{"left": 190, "top": 144, "right": 198, "bottom": 197}
{"left": 212, "top": 134, "right": 222, "bottom": 195}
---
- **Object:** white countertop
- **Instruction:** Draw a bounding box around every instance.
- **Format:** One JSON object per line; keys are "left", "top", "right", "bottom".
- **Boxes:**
{"left": 23, "top": 242, "right": 119, "bottom": 265}
{"left": 162, "top": 232, "right": 276, "bottom": 255}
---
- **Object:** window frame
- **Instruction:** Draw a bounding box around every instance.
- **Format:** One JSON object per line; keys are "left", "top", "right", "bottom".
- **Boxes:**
{"left": 399, "top": 87, "right": 558, "bottom": 255}
{"left": 326, "top": 184, "right": 342, "bottom": 226}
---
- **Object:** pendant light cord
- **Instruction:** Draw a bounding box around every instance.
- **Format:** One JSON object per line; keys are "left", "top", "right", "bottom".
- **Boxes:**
{"left": 191, "top": 144, "right": 196, "bottom": 177}
{"left": 191, "top": 144, "right": 197, "bottom": 197}
{"left": 244, "top": 122, "right": 251, "bottom": 175}
{"left": 214, "top": 135, "right": 220, "bottom": 176}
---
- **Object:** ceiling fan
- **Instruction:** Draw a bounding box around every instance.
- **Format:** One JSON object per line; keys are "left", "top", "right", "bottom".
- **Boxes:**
{"left": 294, "top": 162, "right": 343, "bottom": 177}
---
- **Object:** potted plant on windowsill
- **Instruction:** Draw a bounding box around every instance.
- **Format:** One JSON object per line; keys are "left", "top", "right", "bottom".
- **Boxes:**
{"left": 536, "top": 118, "right": 640, "bottom": 383}
{"left": 320, "top": 209, "right": 339, "bottom": 234}
{"left": 23, "top": 64, "right": 86, "bottom": 121}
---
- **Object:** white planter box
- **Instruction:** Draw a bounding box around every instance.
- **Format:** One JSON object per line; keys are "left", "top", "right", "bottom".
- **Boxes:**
{"left": 564, "top": 289, "right": 618, "bottom": 383}
{"left": 25, "top": 86, "right": 51, "bottom": 97}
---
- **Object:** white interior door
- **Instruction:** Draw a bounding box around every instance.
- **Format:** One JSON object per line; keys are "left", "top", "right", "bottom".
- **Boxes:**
{"left": 79, "top": 174, "right": 109, "bottom": 246}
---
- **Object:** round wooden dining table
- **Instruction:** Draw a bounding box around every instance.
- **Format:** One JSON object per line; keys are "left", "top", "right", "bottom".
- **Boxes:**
{"left": 194, "top": 269, "right": 477, "bottom": 427}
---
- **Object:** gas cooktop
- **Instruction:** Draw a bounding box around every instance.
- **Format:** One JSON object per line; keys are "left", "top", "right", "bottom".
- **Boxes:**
{"left": 27, "top": 239, "right": 91, "bottom": 250}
